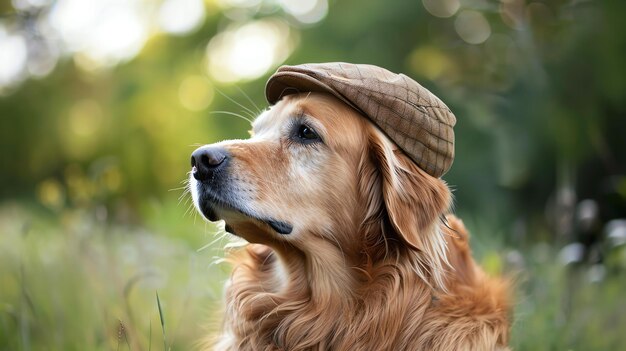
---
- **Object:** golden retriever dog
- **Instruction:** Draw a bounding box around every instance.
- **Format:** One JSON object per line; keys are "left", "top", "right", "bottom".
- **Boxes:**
{"left": 190, "top": 92, "right": 511, "bottom": 350}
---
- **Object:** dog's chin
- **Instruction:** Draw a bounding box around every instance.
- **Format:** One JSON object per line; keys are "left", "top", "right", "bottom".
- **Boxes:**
{"left": 193, "top": 187, "right": 294, "bottom": 236}
{"left": 198, "top": 201, "right": 219, "bottom": 222}
{"left": 204, "top": 204, "right": 294, "bottom": 239}
{"left": 199, "top": 204, "right": 246, "bottom": 236}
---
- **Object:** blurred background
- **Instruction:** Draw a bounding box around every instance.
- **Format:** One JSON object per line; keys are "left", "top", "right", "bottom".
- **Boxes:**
{"left": 1, "top": 0, "right": 625, "bottom": 349}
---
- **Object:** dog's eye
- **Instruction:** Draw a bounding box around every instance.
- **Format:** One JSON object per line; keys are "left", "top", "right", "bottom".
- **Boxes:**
{"left": 297, "top": 124, "right": 320, "bottom": 141}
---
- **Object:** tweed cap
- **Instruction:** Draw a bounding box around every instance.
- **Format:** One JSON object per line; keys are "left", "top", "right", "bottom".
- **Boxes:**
{"left": 265, "top": 62, "right": 456, "bottom": 178}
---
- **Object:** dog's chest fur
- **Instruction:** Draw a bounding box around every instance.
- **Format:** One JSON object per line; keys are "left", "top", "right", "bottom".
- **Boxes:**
{"left": 211, "top": 230, "right": 510, "bottom": 351}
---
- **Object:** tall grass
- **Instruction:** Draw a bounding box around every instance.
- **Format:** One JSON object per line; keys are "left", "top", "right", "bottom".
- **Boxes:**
{"left": 0, "top": 202, "right": 227, "bottom": 351}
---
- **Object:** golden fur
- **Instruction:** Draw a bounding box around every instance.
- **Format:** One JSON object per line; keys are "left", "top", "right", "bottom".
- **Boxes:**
{"left": 191, "top": 93, "right": 511, "bottom": 350}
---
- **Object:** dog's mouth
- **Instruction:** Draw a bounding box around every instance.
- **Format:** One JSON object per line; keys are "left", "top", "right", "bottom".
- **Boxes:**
{"left": 195, "top": 185, "right": 293, "bottom": 235}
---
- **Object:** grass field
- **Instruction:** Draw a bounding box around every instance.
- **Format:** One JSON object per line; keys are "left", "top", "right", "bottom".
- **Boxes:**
{"left": 1, "top": 200, "right": 625, "bottom": 351}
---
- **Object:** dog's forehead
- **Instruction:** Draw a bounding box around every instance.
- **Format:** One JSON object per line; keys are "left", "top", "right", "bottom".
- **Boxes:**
{"left": 252, "top": 98, "right": 299, "bottom": 133}
{"left": 249, "top": 93, "right": 368, "bottom": 157}
{"left": 253, "top": 93, "right": 360, "bottom": 135}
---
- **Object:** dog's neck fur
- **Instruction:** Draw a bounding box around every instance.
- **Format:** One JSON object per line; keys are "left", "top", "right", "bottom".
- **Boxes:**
{"left": 215, "top": 224, "right": 445, "bottom": 351}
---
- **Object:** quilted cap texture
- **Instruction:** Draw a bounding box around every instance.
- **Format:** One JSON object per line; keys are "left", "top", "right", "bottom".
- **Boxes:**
{"left": 265, "top": 62, "right": 456, "bottom": 178}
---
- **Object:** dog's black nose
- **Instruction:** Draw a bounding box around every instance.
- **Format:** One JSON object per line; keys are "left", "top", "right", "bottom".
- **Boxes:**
{"left": 191, "top": 147, "right": 229, "bottom": 181}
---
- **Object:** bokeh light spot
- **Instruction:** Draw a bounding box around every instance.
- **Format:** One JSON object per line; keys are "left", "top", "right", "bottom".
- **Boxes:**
{"left": 178, "top": 76, "right": 215, "bottom": 111}
{"left": 50, "top": 0, "right": 149, "bottom": 68}
{"left": 68, "top": 99, "right": 104, "bottom": 137}
{"left": 422, "top": 0, "right": 460, "bottom": 18}
{"left": 37, "top": 178, "right": 65, "bottom": 209}
{"left": 102, "top": 165, "right": 123, "bottom": 192}
{"left": 408, "top": 46, "right": 453, "bottom": 81}
{"left": 206, "top": 19, "right": 295, "bottom": 83}
{"left": 0, "top": 27, "right": 28, "bottom": 91}
{"left": 26, "top": 33, "right": 59, "bottom": 78}
{"left": 278, "top": 0, "right": 328, "bottom": 24}
{"left": 217, "top": 0, "right": 261, "bottom": 8}
{"left": 158, "top": 0, "right": 206, "bottom": 35}
{"left": 454, "top": 10, "right": 491, "bottom": 44}
{"left": 11, "top": 0, "right": 51, "bottom": 10}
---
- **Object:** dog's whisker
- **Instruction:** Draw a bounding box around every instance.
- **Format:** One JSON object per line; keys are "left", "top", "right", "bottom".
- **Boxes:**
{"left": 181, "top": 194, "right": 192, "bottom": 209}
{"left": 197, "top": 233, "right": 228, "bottom": 252}
{"left": 239, "top": 109, "right": 257, "bottom": 121}
{"left": 210, "top": 110, "right": 253, "bottom": 124}
{"left": 215, "top": 88, "right": 258, "bottom": 121}
{"left": 177, "top": 193, "right": 188, "bottom": 207}
{"left": 183, "top": 200, "right": 196, "bottom": 219}
{"left": 233, "top": 84, "right": 263, "bottom": 115}
{"left": 177, "top": 187, "right": 190, "bottom": 201}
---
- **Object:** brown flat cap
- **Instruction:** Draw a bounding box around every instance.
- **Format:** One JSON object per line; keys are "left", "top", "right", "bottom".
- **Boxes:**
{"left": 265, "top": 62, "right": 456, "bottom": 178}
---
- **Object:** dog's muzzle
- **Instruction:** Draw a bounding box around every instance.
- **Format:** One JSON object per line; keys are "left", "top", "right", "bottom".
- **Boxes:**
{"left": 189, "top": 145, "right": 294, "bottom": 235}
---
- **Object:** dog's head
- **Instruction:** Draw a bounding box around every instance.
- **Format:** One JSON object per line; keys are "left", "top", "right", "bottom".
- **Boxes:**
{"left": 190, "top": 92, "right": 451, "bottom": 281}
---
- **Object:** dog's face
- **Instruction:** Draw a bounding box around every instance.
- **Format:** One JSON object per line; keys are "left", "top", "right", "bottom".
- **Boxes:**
{"left": 190, "top": 92, "right": 450, "bottom": 262}
{"left": 190, "top": 93, "right": 368, "bottom": 244}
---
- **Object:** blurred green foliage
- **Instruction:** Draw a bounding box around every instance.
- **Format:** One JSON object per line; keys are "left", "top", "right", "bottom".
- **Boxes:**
{"left": 1, "top": 0, "right": 626, "bottom": 350}
{"left": 0, "top": 204, "right": 229, "bottom": 351}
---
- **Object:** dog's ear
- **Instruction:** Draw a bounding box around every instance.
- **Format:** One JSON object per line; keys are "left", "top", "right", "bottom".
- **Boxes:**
{"left": 366, "top": 128, "right": 452, "bottom": 286}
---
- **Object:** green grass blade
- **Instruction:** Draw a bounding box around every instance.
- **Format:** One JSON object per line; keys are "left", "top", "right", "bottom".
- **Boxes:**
{"left": 156, "top": 291, "right": 167, "bottom": 351}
